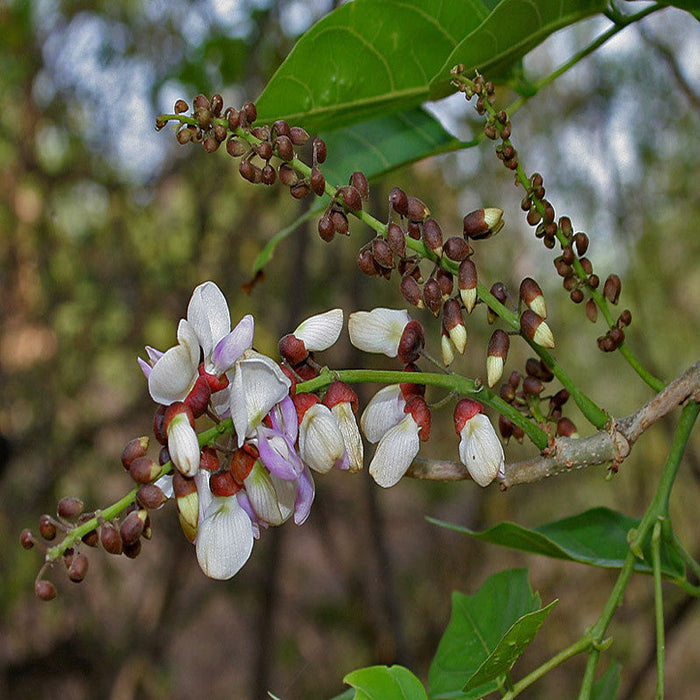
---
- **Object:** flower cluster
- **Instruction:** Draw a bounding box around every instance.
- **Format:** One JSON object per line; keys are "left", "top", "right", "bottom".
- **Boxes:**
{"left": 136, "top": 281, "right": 354, "bottom": 580}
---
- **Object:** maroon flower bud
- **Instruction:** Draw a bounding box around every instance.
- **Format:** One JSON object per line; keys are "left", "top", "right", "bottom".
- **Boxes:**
{"left": 400, "top": 364, "right": 426, "bottom": 399}
{"left": 38, "top": 514, "right": 56, "bottom": 541}
{"left": 444, "top": 236, "right": 472, "bottom": 262}
{"left": 331, "top": 210, "right": 349, "bottom": 235}
{"left": 338, "top": 186, "right": 362, "bottom": 212}
{"left": 422, "top": 277, "right": 443, "bottom": 316}
{"left": 407, "top": 197, "right": 430, "bottom": 222}
{"left": 580, "top": 257, "right": 593, "bottom": 275}
{"left": 313, "top": 137, "right": 327, "bottom": 164}
{"left": 100, "top": 523, "right": 123, "bottom": 555}
{"left": 68, "top": 553, "right": 89, "bottom": 583}
{"left": 387, "top": 222, "right": 406, "bottom": 257}
{"left": 357, "top": 248, "right": 381, "bottom": 277}
{"left": 310, "top": 166, "right": 326, "bottom": 196}
{"left": 323, "top": 381, "right": 359, "bottom": 413}
{"left": 422, "top": 218, "right": 443, "bottom": 258}
{"left": 121, "top": 437, "right": 150, "bottom": 471}
{"left": 230, "top": 447, "right": 256, "bottom": 485}
{"left": 226, "top": 136, "right": 246, "bottom": 157}
{"left": 508, "top": 370, "right": 522, "bottom": 388}
{"left": 562, "top": 246, "right": 575, "bottom": 265}
{"left": 129, "top": 457, "right": 161, "bottom": 484}
{"left": 486, "top": 329, "right": 509, "bottom": 387}
{"left": 318, "top": 214, "right": 334, "bottom": 242}
{"left": 618, "top": 309, "right": 632, "bottom": 327}
{"left": 570, "top": 289, "right": 584, "bottom": 304}
{"left": 499, "top": 383, "right": 516, "bottom": 403}
{"left": 550, "top": 388, "right": 570, "bottom": 409}
{"left": 290, "top": 182, "right": 311, "bottom": 199}
{"left": 520, "top": 310, "right": 555, "bottom": 348}
{"left": 389, "top": 187, "right": 408, "bottom": 216}
{"left": 273, "top": 119, "right": 291, "bottom": 137}
{"left": 498, "top": 414, "right": 514, "bottom": 441}
{"left": 435, "top": 267, "right": 453, "bottom": 299}
{"left": 407, "top": 221, "right": 421, "bottom": 240}
{"left": 556, "top": 417, "right": 578, "bottom": 438}
{"left": 604, "top": 274, "right": 621, "bottom": 304}
{"left": 463, "top": 207, "right": 504, "bottom": 239}
{"left": 443, "top": 298, "right": 467, "bottom": 353}
{"left": 239, "top": 159, "right": 257, "bottom": 183}
{"left": 458, "top": 259, "right": 478, "bottom": 313}
{"left": 120, "top": 509, "right": 147, "bottom": 547}
{"left": 519, "top": 277, "right": 547, "bottom": 319}
{"left": 610, "top": 327, "right": 625, "bottom": 346}
{"left": 574, "top": 232, "right": 589, "bottom": 255}
{"left": 123, "top": 541, "right": 142, "bottom": 559}
{"left": 20, "top": 529, "right": 35, "bottom": 549}
{"left": 185, "top": 375, "right": 212, "bottom": 418}
{"left": 242, "top": 101, "right": 257, "bottom": 123}
{"left": 255, "top": 140, "right": 272, "bottom": 160}
{"left": 588, "top": 274, "right": 600, "bottom": 289}
{"left": 210, "top": 470, "right": 241, "bottom": 497}
{"left": 398, "top": 320, "right": 425, "bottom": 364}
{"left": 523, "top": 376, "right": 544, "bottom": 395}
{"left": 278, "top": 333, "right": 309, "bottom": 365}
{"left": 290, "top": 126, "right": 310, "bottom": 145}
{"left": 262, "top": 164, "right": 276, "bottom": 185}
{"left": 275, "top": 135, "right": 295, "bottom": 161}
{"left": 57, "top": 497, "right": 84, "bottom": 520}
{"left": 193, "top": 94, "right": 209, "bottom": 110}
{"left": 400, "top": 274, "right": 424, "bottom": 308}
{"left": 174, "top": 99, "right": 189, "bottom": 114}
{"left": 554, "top": 257, "right": 572, "bottom": 277}
{"left": 176, "top": 128, "right": 192, "bottom": 144}
{"left": 405, "top": 395, "right": 431, "bottom": 442}
{"left": 350, "top": 171, "right": 369, "bottom": 200}
{"left": 35, "top": 580, "right": 57, "bottom": 601}
{"left": 77, "top": 513, "right": 99, "bottom": 547}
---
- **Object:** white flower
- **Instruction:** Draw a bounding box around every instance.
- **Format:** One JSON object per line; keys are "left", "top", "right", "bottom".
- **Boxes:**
{"left": 166, "top": 410, "right": 200, "bottom": 477}
{"left": 330, "top": 401, "right": 363, "bottom": 473}
{"left": 360, "top": 385, "right": 406, "bottom": 444}
{"left": 368, "top": 414, "right": 421, "bottom": 488}
{"left": 348, "top": 308, "right": 411, "bottom": 357}
{"left": 195, "top": 495, "right": 255, "bottom": 580}
{"left": 454, "top": 399, "right": 504, "bottom": 487}
{"left": 298, "top": 402, "right": 346, "bottom": 474}
{"left": 293, "top": 309, "right": 344, "bottom": 351}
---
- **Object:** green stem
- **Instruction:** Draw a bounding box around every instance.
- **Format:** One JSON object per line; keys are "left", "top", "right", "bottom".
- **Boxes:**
{"left": 652, "top": 520, "right": 665, "bottom": 699}
{"left": 296, "top": 367, "right": 549, "bottom": 449}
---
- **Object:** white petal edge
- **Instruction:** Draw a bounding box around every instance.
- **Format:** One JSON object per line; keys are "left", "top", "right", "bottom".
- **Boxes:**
{"left": 369, "top": 415, "right": 420, "bottom": 488}
{"left": 348, "top": 308, "right": 410, "bottom": 357}
{"left": 187, "top": 281, "right": 231, "bottom": 357}
{"left": 294, "top": 309, "right": 344, "bottom": 351}
{"left": 458, "top": 413, "right": 504, "bottom": 487}
{"left": 360, "top": 385, "right": 405, "bottom": 444}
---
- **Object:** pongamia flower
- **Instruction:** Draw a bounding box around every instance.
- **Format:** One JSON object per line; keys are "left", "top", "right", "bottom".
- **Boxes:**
{"left": 348, "top": 308, "right": 412, "bottom": 357}
{"left": 454, "top": 399, "right": 505, "bottom": 487}
{"left": 295, "top": 395, "right": 347, "bottom": 474}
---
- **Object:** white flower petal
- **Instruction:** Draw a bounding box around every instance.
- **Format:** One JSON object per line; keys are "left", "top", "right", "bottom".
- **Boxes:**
{"left": 244, "top": 461, "right": 285, "bottom": 526}
{"left": 187, "top": 281, "right": 231, "bottom": 357}
{"left": 369, "top": 415, "right": 420, "bottom": 488}
{"left": 360, "top": 385, "right": 406, "bottom": 443}
{"left": 167, "top": 414, "right": 201, "bottom": 477}
{"left": 458, "top": 413, "right": 504, "bottom": 487}
{"left": 348, "top": 308, "right": 411, "bottom": 357}
{"left": 332, "top": 402, "right": 364, "bottom": 472}
{"left": 195, "top": 496, "right": 254, "bottom": 580}
{"left": 294, "top": 309, "right": 344, "bottom": 351}
{"left": 299, "top": 404, "right": 346, "bottom": 474}
{"left": 230, "top": 352, "right": 291, "bottom": 447}
{"left": 148, "top": 343, "right": 199, "bottom": 405}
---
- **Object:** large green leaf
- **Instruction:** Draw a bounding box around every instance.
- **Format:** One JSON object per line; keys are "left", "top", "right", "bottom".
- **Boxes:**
{"left": 429, "top": 0, "right": 607, "bottom": 99}
{"left": 591, "top": 661, "right": 622, "bottom": 700}
{"left": 428, "top": 507, "right": 685, "bottom": 579}
{"left": 255, "top": 0, "right": 609, "bottom": 133}
{"left": 343, "top": 665, "right": 428, "bottom": 700}
{"left": 319, "top": 107, "right": 465, "bottom": 184}
{"left": 429, "top": 569, "right": 554, "bottom": 698}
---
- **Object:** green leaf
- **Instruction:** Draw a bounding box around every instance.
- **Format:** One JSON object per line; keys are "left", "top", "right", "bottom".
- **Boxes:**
{"left": 428, "top": 507, "right": 685, "bottom": 579}
{"left": 429, "top": 569, "right": 553, "bottom": 698}
{"left": 429, "top": 0, "right": 607, "bottom": 99}
{"left": 255, "top": 0, "right": 609, "bottom": 133}
{"left": 319, "top": 108, "right": 466, "bottom": 184}
{"left": 255, "top": 0, "right": 492, "bottom": 132}
{"left": 343, "top": 665, "right": 428, "bottom": 700}
{"left": 591, "top": 661, "right": 622, "bottom": 700}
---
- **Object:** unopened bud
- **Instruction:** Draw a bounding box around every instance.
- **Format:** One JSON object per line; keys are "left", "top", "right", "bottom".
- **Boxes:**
{"left": 350, "top": 171, "right": 369, "bottom": 200}
{"left": 123, "top": 540, "right": 142, "bottom": 559}
{"left": 38, "top": 514, "right": 56, "bottom": 541}
{"left": 458, "top": 259, "right": 478, "bottom": 313}
{"left": 422, "top": 218, "right": 443, "bottom": 258}
{"left": 486, "top": 330, "right": 509, "bottom": 387}
{"left": 498, "top": 414, "right": 514, "bottom": 441}
{"left": 585, "top": 298, "right": 598, "bottom": 323}
{"left": 331, "top": 210, "right": 349, "bottom": 235}
{"left": 463, "top": 207, "right": 504, "bottom": 240}
{"left": 400, "top": 274, "right": 424, "bottom": 309}
{"left": 407, "top": 197, "right": 430, "bottom": 223}
{"left": 520, "top": 310, "right": 555, "bottom": 348}
{"left": 313, "top": 137, "right": 327, "bottom": 164}
{"left": 100, "top": 523, "right": 123, "bottom": 555}
{"left": 618, "top": 309, "right": 632, "bottom": 327}
{"left": 290, "top": 182, "right": 311, "bottom": 199}
{"left": 398, "top": 320, "right": 425, "bottom": 364}
{"left": 20, "top": 529, "right": 35, "bottom": 549}
{"left": 422, "top": 278, "right": 443, "bottom": 316}
{"left": 290, "top": 126, "right": 310, "bottom": 145}
{"left": 441, "top": 326, "right": 456, "bottom": 367}
{"left": 35, "top": 580, "right": 57, "bottom": 601}
{"left": 371, "top": 237, "right": 394, "bottom": 269}
{"left": 574, "top": 232, "right": 589, "bottom": 255}
{"left": 519, "top": 277, "right": 547, "bottom": 319}
{"left": 310, "top": 166, "right": 326, "bottom": 196}
{"left": 278, "top": 333, "right": 309, "bottom": 366}
{"left": 121, "top": 436, "right": 149, "bottom": 470}
{"left": 242, "top": 101, "right": 257, "bottom": 123}
{"left": 604, "top": 274, "right": 621, "bottom": 304}
{"left": 339, "top": 186, "right": 362, "bottom": 212}
{"left": 275, "top": 135, "right": 295, "bottom": 161}
{"left": 435, "top": 267, "right": 453, "bottom": 299}
{"left": 443, "top": 298, "right": 467, "bottom": 353}
{"left": 68, "top": 553, "right": 89, "bottom": 583}
{"left": 444, "top": 236, "right": 472, "bottom": 262}
{"left": 174, "top": 99, "right": 189, "bottom": 114}
{"left": 173, "top": 472, "right": 199, "bottom": 542}
{"left": 57, "top": 497, "right": 84, "bottom": 520}
{"left": 137, "top": 484, "right": 167, "bottom": 510}
{"left": 525, "top": 358, "right": 553, "bottom": 382}
{"left": 386, "top": 222, "right": 406, "bottom": 257}
{"left": 389, "top": 187, "right": 408, "bottom": 216}
{"left": 523, "top": 376, "right": 544, "bottom": 395}
{"left": 318, "top": 213, "right": 334, "bottom": 242}
{"left": 119, "top": 509, "right": 147, "bottom": 547}
{"left": 556, "top": 417, "right": 579, "bottom": 438}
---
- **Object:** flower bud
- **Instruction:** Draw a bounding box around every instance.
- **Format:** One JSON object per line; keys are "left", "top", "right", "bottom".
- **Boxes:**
{"left": 185, "top": 375, "right": 212, "bottom": 418}
{"left": 350, "top": 171, "right": 370, "bottom": 200}
{"left": 520, "top": 310, "right": 555, "bottom": 348}
{"left": 556, "top": 417, "right": 579, "bottom": 438}
{"left": 20, "top": 529, "right": 35, "bottom": 549}
{"left": 165, "top": 402, "right": 200, "bottom": 477}
{"left": 35, "top": 580, "right": 57, "bottom": 601}
{"left": 443, "top": 298, "right": 467, "bottom": 353}
{"left": 313, "top": 137, "right": 327, "bottom": 164}
{"left": 386, "top": 222, "right": 406, "bottom": 257}
{"left": 137, "top": 484, "right": 167, "bottom": 510}
{"left": 371, "top": 237, "right": 394, "bottom": 269}
{"left": 519, "top": 277, "right": 547, "bottom": 319}
{"left": 275, "top": 136, "right": 295, "bottom": 161}
{"left": 400, "top": 274, "right": 424, "bottom": 308}
{"left": 310, "top": 166, "right": 325, "bottom": 196}
{"left": 230, "top": 446, "right": 256, "bottom": 485}
{"left": 57, "top": 497, "right": 84, "bottom": 520}
{"left": 486, "top": 330, "right": 509, "bottom": 388}
{"left": 422, "top": 218, "right": 443, "bottom": 258}
{"left": 441, "top": 325, "right": 456, "bottom": 366}
{"left": 173, "top": 472, "right": 199, "bottom": 542}
{"left": 523, "top": 376, "right": 544, "bottom": 395}
{"left": 389, "top": 187, "right": 408, "bottom": 216}
{"left": 585, "top": 298, "right": 598, "bottom": 323}
{"left": 458, "top": 259, "right": 478, "bottom": 313}
{"left": 68, "top": 553, "right": 89, "bottom": 583}
{"left": 397, "top": 320, "right": 425, "bottom": 364}
{"left": 318, "top": 214, "right": 334, "bottom": 242}
{"left": 422, "top": 278, "right": 443, "bottom": 316}
{"left": 279, "top": 333, "right": 308, "bottom": 365}
{"left": 38, "top": 514, "right": 56, "bottom": 541}
{"left": 525, "top": 357, "right": 553, "bottom": 382}
{"left": 339, "top": 186, "right": 362, "bottom": 212}
{"left": 273, "top": 119, "right": 291, "bottom": 137}
{"left": 290, "top": 126, "right": 310, "bottom": 145}
{"left": 604, "top": 274, "right": 621, "bottom": 304}
{"left": 444, "top": 236, "right": 472, "bottom": 262}
{"left": 463, "top": 207, "right": 504, "bottom": 240}
{"left": 436, "top": 267, "right": 453, "bottom": 300}
{"left": 331, "top": 210, "right": 349, "bottom": 235}
{"left": 100, "top": 523, "right": 123, "bottom": 555}
{"left": 405, "top": 395, "right": 431, "bottom": 442}
{"left": 407, "top": 197, "right": 430, "bottom": 222}
{"left": 121, "top": 436, "right": 149, "bottom": 470}
{"left": 120, "top": 509, "right": 148, "bottom": 547}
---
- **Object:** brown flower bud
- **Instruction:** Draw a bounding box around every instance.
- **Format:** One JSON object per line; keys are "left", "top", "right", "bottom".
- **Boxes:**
{"left": 407, "top": 221, "right": 421, "bottom": 240}
{"left": 262, "top": 164, "right": 276, "bottom": 185}
{"left": 137, "top": 484, "right": 167, "bottom": 510}
{"left": 57, "top": 497, "right": 84, "bottom": 520}
{"left": 523, "top": 375, "right": 544, "bottom": 395}
{"left": 279, "top": 333, "right": 309, "bottom": 365}
{"left": 387, "top": 222, "right": 406, "bottom": 257}
{"left": 400, "top": 274, "right": 424, "bottom": 309}
{"left": 239, "top": 159, "right": 257, "bottom": 183}
{"left": 499, "top": 382, "right": 516, "bottom": 403}
{"left": 100, "top": 523, "right": 123, "bottom": 555}
{"left": 604, "top": 274, "right": 621, "bottom": 304}
{"left": 176, "top": 127, "right": 192, "bottom": 145}
{"left": 339, "top": 186, "right": 362, "bottom": 212}
{"left": 444, "top": 236, "right": 472, "bottom": 262}
{"left": 585, "top": 298, "right": 598, "bottom": 323}
{"left": 193, "top": 94, "right": 209, "bottom": 110}
{"left": 255, "top": 140, "right": 272, "bottom": 160}
{"left": 350, "top": 171, "right": 370, "bottom": 200}
{"left": 120, "top": 509, "right": 147, "bottom": 547}
{"left": 242, "top": 101, "right": 257, "bottom": 123}
{"left": 519, "top": 277, "right": 547, "bottom": 319}
{"left": 562, "top": 246, "right": 575, "bottom": 265}
{"left": 458, "top": 259, "right": 478, "bottom": 313}
{"left": 290, "top": 126, "right": 310, "bottom": 145}
{"left": 398, "top": 320, "right": 425, "bottom": 364}
{"left": 389, "top": 187, "right": 408, "bottom": 216}
{"left": 580, "top": 257, "right": 593, "bottom": 276}
{"left": 129, "top": 456, "right": 161, "bottom": 484}
{"left": 463, "top": 207, "right": 504, "bottom": 240}
{"left": 278, "top": 163, "right": 298, "bottom": 186}
{"left": 574, "top": 232, "right": 589, "bottom": 255}
{"left": 310, "top": 166, "right": 325, "bottom": 196}
{"left": 498, "top": 414, "right": 514, "bottom": 441}
{"left": 318, "top": 214, "right": 334, "bottom": 242}
{"left": 121, "top": 436, "right": 149, "bottom": 470}
{"left": 520, "top": 310, "right": 555, "bottom": 348}
{"left": 443, "top": 298, "right": 467, "bottom": 353}
{"left": 407, "top": 197, "right": 430, "bottom": 222}
{"left": 275, "top": 135, "right": 294, "bottom": 161}
{"left": 38, "top": 514, "right": 56, "bottom": 541}
{"left": 486, "top": 329, "right": 510, "bottom": 387}
{"left": 422, "top": 218, "right": 443, "bottom": 258}
{"left": 123, "top": 540, "right": 142, "bottom": 559}
{"left": 174, "top": 99, "right": 189, "bottom": 114}
{"left": 371, "top": 237, "right": 394, "bottom": 269}
{"left": 357, "top": 249, "right": 381, "bottom": 277}
{"left": 435, "top": 268, "right": 453, "bottom": 299}
{"left": 35, "top": 580, "right": 57, "bottom": 601}
{"left": 290, "top": 182, "right": 311, "bottom": 199}
{"left": 525, "top": 357, "right": 553, "bottom": 382}
{"left": 20, "top": 529, "right": 35, "bottom": 549}
{"left": 68, "top": 553, "right": 89, "bottom": 583}
{"left": 618, "top": 309, "right": 632, "bottom": 327}
{"left": 508, "top": 371, "right": 522, "bottom": 388}
{"left": 313, "top": 137, "right": 327, "bottom": 164}
{"left": 570, "top": 289, "right": 584, "bottom": 304}
{"left": 554, "top": 257, "right": 572, "bottom": 277}
{"left": 422, "top": 278, "right": 443, "bottom": 316}
{"left": 331, "top": 210, "right": 349, "bottom": 235}
{"left": 226, "top": 136, "right": 246, "bottom": 157}
{"left": 610, "top": 327, "right": 625, "bottom": 346}
{"left": 273, "top": 119, "right": 291, "bottom": 137}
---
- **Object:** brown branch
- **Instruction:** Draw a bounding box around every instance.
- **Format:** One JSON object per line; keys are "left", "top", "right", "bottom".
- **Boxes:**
{"left": 407, "top": 359, "right": 700, "bottom": 487}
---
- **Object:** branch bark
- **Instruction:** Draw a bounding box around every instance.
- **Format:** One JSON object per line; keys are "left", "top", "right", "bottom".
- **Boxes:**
{"left": 407, "top": 359, "right": 700, "bottom": 488}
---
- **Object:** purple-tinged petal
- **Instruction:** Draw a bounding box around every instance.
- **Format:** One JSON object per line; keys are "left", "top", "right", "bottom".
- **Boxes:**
{"left": 236, "top": 490, "right": 261, "bottom": 539}
{"left": 270, "top": 395, "right": 299, "bottom": 443}
{"left": 145, "top": 346, "right": 164, "bottom": 363}
{"left": 138, "top": 357, "right": 152, "bottom": 380}
{"left": 257, "top": 425, "right": 303, "bottom": 480}
{"left": 195, "top": 495, "right": 254, "bottom": 580}
{"left": 211, "top": 314, "right": 255, "bottom": 374}
{"left": 293, "top": 467, "right": 315, "bottom": 525}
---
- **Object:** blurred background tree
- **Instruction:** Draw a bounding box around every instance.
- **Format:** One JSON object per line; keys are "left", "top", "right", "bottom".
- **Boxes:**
{"left": 0, "top": 1, "right": 698, "bottom": 697}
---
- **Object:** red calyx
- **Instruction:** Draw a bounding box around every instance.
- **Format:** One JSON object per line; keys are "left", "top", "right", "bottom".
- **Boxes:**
{"left": 164, "top": 401, "right": 195, "bottom": 433}
{"left": 210, "top": 470, "right": 241, "bottom": 497}
{"left": 292, "top": 392, "right": 320, "bottom": 424}
{"left": 453, "top": 398, "right": 483, "bottom": 433}
{"left": 405, "top": 395, "right": 431, "bottom": 442}
{"left": 230, "top": 447, "right": 257, "bottom": 485}
{"left": 398, "top": 320, "right": 425, "bottom": 364}
{"left": 323, "top": 381, "right": 358, "bottom": 413}
{"left": 198, "top": 363, "right": 230, "bottom": 392}
{"left": 278, "top": 333, "right": 309, "bottom": 366}
{"left": 185, "top": 375, "right": 212, "bottom": 417}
